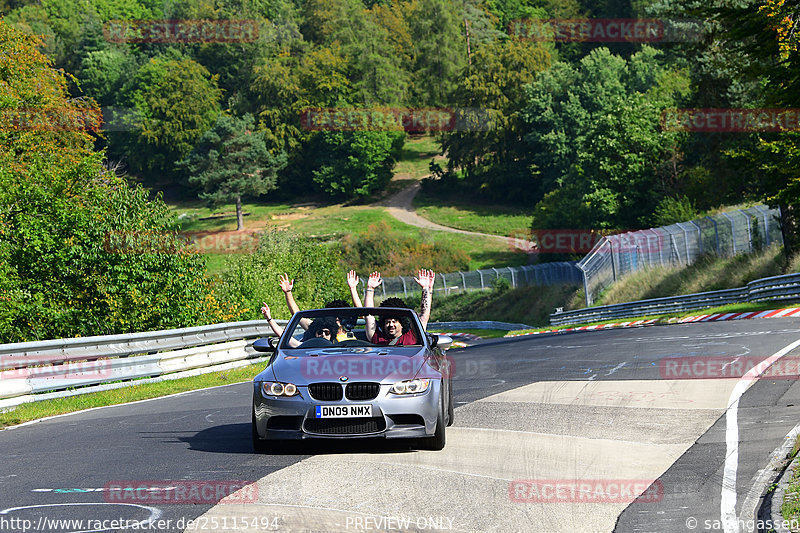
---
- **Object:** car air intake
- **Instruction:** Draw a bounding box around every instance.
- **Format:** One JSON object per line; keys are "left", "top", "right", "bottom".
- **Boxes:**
{"left": 308, "top": 382, "right": 343, "bottom": 401}
{"left": 345, "top": 382, "right": 381, "bottom": 400}
{"left": 304, "top": 417, "right": 386, "bottom": 435}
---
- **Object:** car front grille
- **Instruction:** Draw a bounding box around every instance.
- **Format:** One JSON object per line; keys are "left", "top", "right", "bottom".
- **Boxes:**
{"left": 304, "top": 417, "right": 386, "bottom": 435}
{"left": 308, "top": 382, "right": 343, "bottom": 401}
{"left": 345, "top": 382, "right": 381, "bottom": 400}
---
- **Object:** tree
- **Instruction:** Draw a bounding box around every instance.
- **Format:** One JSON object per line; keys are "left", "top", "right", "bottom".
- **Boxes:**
{"left": 440, "top": 38, "right": 551, "bottom": 203}
{"left": 114, "top": 54, "right": 222, "bottom": 184}
{"left": 0, "top": 19, "right": 242, "bottom": 342}
{"left": 182, "top": 114, "right": 286, "bottom": 230}
{"left": 307, "top": 130, "right": 405, "bottom": 200}
{"left": 408, "top": 0, "right": 468, "bottom": 106}
{"left": 523, "top": 46, "right": 690, "bottom": 229}
{"left": 709, "top": 0, "right": 800, "bottom": 258}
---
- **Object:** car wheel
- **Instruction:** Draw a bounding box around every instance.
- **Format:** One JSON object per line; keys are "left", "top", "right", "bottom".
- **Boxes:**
{"left": 447, "top": 379, "right": 454, "bottom": 427}
{"left": 420, "top": 388, "right": 446, "bottom": 451}
{"left": 251, "top": 411, "right": 269, "bottom": 454}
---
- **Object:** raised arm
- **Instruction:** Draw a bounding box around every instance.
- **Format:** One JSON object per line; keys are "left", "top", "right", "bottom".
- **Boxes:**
{"left": 347, "top": 270, "right": 363, "bottom": 307}
{"left": 280, "top": 273, "right": 311, "bottom": 330}
{"left": 364, "top": 271, "right": 381, "bottom": 341}
{"left": 261, "top": 302, "right": 299, "bottom": 347}
{"left": 414, "top": 269, "right": 435, "bottom": 330}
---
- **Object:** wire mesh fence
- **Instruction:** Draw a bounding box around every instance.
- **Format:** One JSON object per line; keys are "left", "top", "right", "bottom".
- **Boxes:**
{"left": 578, "top": 205, "right": 782, "bottom": 306}
{"left": 372, "top": 262, "right": 583, "bottom": 300}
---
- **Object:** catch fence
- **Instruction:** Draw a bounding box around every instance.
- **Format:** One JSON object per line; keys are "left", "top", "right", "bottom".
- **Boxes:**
{"left": 374, "top": 262, "right": 582, "bottom": 300}
{"left": 577, "top": 205, "right": 782, "bottom": 306}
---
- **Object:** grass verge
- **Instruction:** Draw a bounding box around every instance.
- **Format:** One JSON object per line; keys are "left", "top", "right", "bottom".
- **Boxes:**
{"left": 0, "top": 362, "right": 266, "bottom": 430}
{"left": 782, "top": 435, "right": 800, "bottom": 522}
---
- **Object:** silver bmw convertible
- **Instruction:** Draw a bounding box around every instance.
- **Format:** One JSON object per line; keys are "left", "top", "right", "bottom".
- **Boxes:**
{"left": 251, "top": 307, "right": 453, "bottom": 451}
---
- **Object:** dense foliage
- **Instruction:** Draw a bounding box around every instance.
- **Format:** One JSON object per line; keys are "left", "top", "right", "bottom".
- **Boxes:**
{"left": 0, "top": 20, "right": 242, "bottom": 342}
{"left": 215, "top": 229, "right": 347, "bottom": 320}
{"left": 4, "top": 0, "right": 800, "bottom": 337}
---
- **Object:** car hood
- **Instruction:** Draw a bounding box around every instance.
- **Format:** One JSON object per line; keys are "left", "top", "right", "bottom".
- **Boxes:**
{"left": 271, "top": 346, "right": 427, "bottom": 384}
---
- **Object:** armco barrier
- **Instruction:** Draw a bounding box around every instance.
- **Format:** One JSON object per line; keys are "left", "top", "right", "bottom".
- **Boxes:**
{"left": 0, "top": 319, "right": 285, "bottom": 409}
{"left": 551, "top": 273, "right": 800, "bottom": 326}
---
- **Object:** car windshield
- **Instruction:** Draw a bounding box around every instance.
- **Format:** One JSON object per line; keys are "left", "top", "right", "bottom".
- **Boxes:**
{"left": 279, "top": 307, "right": 423, "bottom": 349}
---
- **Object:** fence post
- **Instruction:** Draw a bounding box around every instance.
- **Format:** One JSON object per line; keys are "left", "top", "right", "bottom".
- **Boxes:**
{"left": 721, "top": 212, "right": 737, "bottom": 254}
{"left": 579, "top": 263, "right": 591, "bottom": 306}
{"left": 676, "top": 223, "right": 692, "bottom": 263}
{"left": 690, "top": 220, "right": 703, "bottom": 255}
{"left": 399, "top": 276, "right": 407, "bottom": 298}
{"left": 508, "top": 267, "right": 516, "bottom": 288}
{"left": 705, "top": 216, "right": 720, "bottom": 254}
{"left": 754, "top": 205, "right": 771, "bottom": 246}
{"left": 459, "top": 271, "right": 466, "bottom": 291}
{"left": 478, "top": 270, "right": 485, "bottom": 289}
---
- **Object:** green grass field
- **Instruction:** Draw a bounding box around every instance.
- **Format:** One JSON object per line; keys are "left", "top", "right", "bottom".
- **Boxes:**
{"left": 413, "top": 191, "right": 533, "bottom": 237}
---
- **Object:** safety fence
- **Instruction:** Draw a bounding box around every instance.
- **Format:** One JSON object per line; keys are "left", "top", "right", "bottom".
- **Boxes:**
{"left": 577, "top": 205, "right": 782, "bottom": 306}
{"left": 375, "top": 262, "right": 583, "bottom": 300}
{"left": 551, "top": 272, "right": 800, "bottom": 326}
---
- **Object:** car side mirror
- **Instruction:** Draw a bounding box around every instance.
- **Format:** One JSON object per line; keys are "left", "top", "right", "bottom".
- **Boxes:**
{"left": 252, "top": 337, "right": 277, "bottom": 353}
{"left": 429, "top": 334, "right": 453, "bottom": 351}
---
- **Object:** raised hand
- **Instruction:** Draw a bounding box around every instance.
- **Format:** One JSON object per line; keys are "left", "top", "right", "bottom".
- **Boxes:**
{"left": 367, "top": 271, "right": 382, "bottom": 289}
{"left": 260, "top": 302, "right": 271, "bottom": 319}
{"left": 347, "top": 270, "right": 360, "bottom": 289}
{"left": 278, "top": 273, "right": 294, "bottom": 293}
{"left": 414, "top": 269, "right": 435, "bottom": 291}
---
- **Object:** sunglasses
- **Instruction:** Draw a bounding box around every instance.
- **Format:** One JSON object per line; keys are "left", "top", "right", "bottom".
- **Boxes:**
{"left": 316, "top": 329, "right": 332, "bottom": 337}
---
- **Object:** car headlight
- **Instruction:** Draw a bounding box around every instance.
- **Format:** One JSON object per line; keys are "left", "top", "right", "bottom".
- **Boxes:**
{"left": 261, "top": 381, "right": 299, "bottom": 397}
{"left": 389, "top": 379, "right": 430, "bottom": 395}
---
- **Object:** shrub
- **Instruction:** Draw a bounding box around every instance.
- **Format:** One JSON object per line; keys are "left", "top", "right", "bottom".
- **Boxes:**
{"left": 338, "top": 221, "right": 470, "bottom": 275}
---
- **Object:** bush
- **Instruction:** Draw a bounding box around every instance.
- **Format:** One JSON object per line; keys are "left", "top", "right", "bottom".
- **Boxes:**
{"left": 338, "top": 221, "right": 470, "bottom": 275}
{"left": 215, "top": 229, "right": 348, "bottom": 320}
{"left": 651, "top": 196, "right": 698, "bottom": 226}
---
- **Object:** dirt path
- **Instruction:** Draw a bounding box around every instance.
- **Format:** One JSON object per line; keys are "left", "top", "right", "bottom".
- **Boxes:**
{"left": 380, "top": 181, "right": 508, "bottom": 243}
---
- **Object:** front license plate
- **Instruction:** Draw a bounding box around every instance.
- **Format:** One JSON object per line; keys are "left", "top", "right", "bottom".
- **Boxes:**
{"left": 315, "top": 405, "right": 373, "bottom": 418}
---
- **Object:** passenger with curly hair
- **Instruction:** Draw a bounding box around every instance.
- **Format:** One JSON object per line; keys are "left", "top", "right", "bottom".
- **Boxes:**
{"left": 363, "top": 270, "right": 435, "bottom": 345}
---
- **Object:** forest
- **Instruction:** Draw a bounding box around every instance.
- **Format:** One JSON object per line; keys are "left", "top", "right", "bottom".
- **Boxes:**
{"left": 1, "top": 0, "right": 798, "bottom": 341}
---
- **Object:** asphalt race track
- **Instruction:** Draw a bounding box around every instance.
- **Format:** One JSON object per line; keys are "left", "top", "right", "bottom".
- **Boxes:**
{"left": 3, "top": 319, "right": 800, "bottom": 533}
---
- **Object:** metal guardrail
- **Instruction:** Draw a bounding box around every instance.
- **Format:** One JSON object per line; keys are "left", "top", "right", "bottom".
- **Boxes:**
{"left": 550, "top": 273, "right": 800, "bottom": 326}
{"left": 0, "top": 319, "right": 285, "bottom": 409}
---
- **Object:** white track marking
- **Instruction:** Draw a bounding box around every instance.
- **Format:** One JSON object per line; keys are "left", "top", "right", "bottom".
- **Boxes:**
{"left": 720, "top": 338, "right": 800, "bottom": 533}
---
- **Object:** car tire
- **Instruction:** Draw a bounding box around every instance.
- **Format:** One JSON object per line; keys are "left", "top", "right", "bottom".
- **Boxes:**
{"left": 252, "top": 411, "right": 269, "bottom": 454}
{"left": 447, "top": 379, "right": 454, "bottom": 427}
{"left": 420, "top": 388, "right": 446, "bottom": 451}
